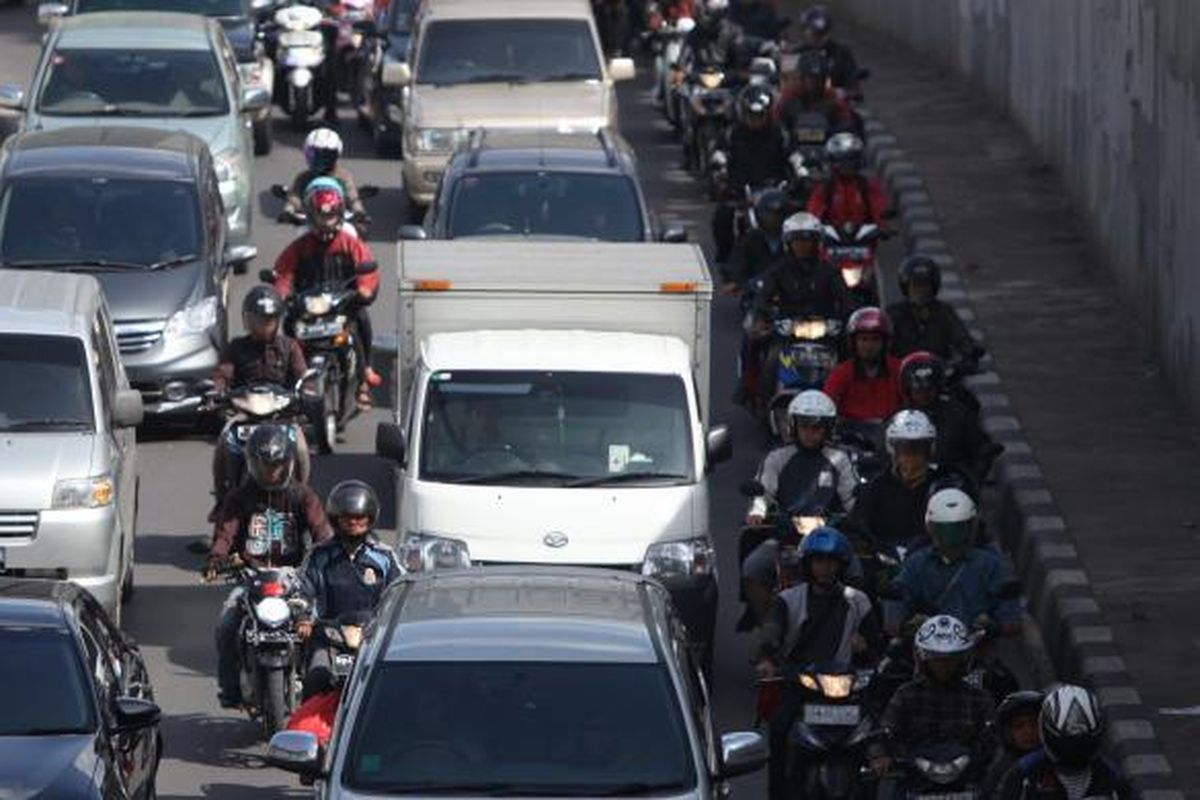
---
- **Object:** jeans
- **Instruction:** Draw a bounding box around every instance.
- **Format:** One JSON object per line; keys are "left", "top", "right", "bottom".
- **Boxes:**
{"left": 302, "top": 644, "right": 334, "bottom": 701}
{"left": 214, "top": 589, "right": 244, "bottom": 703}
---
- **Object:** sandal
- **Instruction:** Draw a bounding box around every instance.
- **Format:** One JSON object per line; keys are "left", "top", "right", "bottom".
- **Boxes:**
{"left": 356, "top": 384, "right": 374, "bottom": 411}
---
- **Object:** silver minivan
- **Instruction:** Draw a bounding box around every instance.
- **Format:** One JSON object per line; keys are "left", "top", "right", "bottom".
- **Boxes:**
{"left": 0, "top": 271, "right": 142, "bottom": 619}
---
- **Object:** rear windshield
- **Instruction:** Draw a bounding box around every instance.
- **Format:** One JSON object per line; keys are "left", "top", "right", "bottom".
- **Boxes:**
{"left": 448, "top": 173, "right": 643, "bottom": 241}
{"left": 417, "top": 19, "right": 601, "bottom": 86}
{"left": 0, "top": 335, "right": 95, "bottom": 433}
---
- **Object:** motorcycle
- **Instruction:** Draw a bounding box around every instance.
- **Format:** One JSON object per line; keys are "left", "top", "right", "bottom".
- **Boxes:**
{"left": 764, "top": 315, "right": 842, "bottom": 439}
{"left": 645, "top": 9, "right": 694, "bottom": 129}
{"left": 787, "top": 108, "right": 833, "bottom": 201}
{"left": 681, "top": 64, "right": 734, "bottom": 174}
{"left": 821, "top": 221, "right": 887, "bottom": 308}
{"left": 272, "top": 2, "right": 329, "bottom": 130}
{"left": 328, "top": 0, "right": 375, "bottom": 110}
{"left": 270, "top": 182, "right": 379, "bottom": 237}
{"left": 887, "top": 742, "right": 985, "bottom": 800}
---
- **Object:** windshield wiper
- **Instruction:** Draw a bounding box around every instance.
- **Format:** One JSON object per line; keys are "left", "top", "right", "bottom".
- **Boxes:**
{"left": 446, "top": 469, "right": 579, "bottom": 485}
{"left": 590, "top": 782, "right": 690, "bottom": 796}
{"left": 147, "top": 254, "right": 199, "bottom": 270}
{"left": 454, "top": 73, "right": 530, "bottom": 85}
{"left": 537, "top": 72, "right": 601, "bottom": 82}
{"left": 567, "top": 472, "right": 690, "bottom": 487}
{"left": 12, "top": 726, "right": 91, "bottom": 736}
{"left": 363, "top": 783, "right": 598, "bottom": 796}
{"left": 0, "top": 419, "right": 92, "bottom": 431}
{"left": 0, "top": 257, "right": 147, "bottom": 271}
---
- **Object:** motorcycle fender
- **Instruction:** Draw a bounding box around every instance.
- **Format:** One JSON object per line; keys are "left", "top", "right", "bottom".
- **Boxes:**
{"left": 290, "top": 68, "right": 313, "bottom": 88}
{"left": 788, "top": 720, "right": 829, "bottom": 753}
{"left": 816, "top": 758, "right": 851, "bottom": 798}
{"left": 255, "top": 648, "right": 293, "bottom": 669}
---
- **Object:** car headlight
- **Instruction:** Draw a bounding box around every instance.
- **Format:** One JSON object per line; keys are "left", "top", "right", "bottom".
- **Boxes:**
{"left": 164, "top": 296, "right": 219, "bottom": 341}
{"left": 214, "top": 148, "right": 244, "bottom": 192}
{"left": 407, "top": 127, "right": 467, "bottom": 153}
{"left": 642, "top": 537, "right": 714, "bottom": 578}
{"left": 52, "top": 475, "right": 114, "bottom": 509}
{"left": 399, "top": 533, "right": 471, "bottom": 572}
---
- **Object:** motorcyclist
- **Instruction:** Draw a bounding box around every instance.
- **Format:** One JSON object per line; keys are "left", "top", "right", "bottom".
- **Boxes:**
{"left": 281, "top": 128, "right": 368, "bottom": 224}
{"left": 272, "top": 178, "right": 382, "bottom": 409}
{"left": 297, "top": 479, "right": 402, "bottom": 699}
{"left": 888, "top": 488, "right": 1021, "bottom": 636}
{"left": 822, "top": 306, "right": 903, "bottom": 424}
{"left": 728, "top": 0, "right": 786, "bottom": 40}
{"left": 996, "top": 685, "right": 1134, "bottom": 800}
{"left": 593, "top": 0, "right": 631, "bottom": 56}
{"left": 682, "top": 0, "right": 742, "bottom": 72}
{"left": 981, "top": 690, "right": 1045, "bottom": 797}
{"left": 798, "top": 5, "right": 863, "bottom": 100}
{"left": 204, "top": 424, "right": 332, "bottom": 708}
{"left": 867, "top": 614, "right": 995, "bottom": 777}
{"left": 776, "top": 47, "right": 860, "bottom": 138}
{"left": 741, "top": 390, "right": 859, "bottom": 624}
{"left": 806, "top": 132, "right": 890, "bottom": 230}
{"left": 900, "top": 351, "right": 1002, "bottom": 483}
{"left": 711, "top": 84, "right": 790, "bottom": 264}
{"left": 722, "top": 187, "right": 790, "bottom": 293}
{"left": 887, "top": 255, "right": 979, "bottom": 368}
{"left": 755, "top": 527, "right": 882, "bottom": 800}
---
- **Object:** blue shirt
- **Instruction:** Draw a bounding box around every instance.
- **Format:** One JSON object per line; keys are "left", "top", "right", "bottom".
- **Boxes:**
{"left": 300, "top": 536, "right": 403, "bottom": 620}
{"left": 894, "top": 546, "right": 1020, "bottom": 626}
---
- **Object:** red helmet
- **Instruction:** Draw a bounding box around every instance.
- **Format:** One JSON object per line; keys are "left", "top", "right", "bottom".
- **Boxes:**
{"left": 847, "top": 306, "right": 892, "bottom": 338}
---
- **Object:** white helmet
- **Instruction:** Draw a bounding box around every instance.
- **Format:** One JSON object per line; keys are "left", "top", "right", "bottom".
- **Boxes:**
{"left": 914, "top": 614, "right": 973, "bottom": 659}
{"left": 705, "top": 0, "right": 729, "bottom": 12}
{"left": 781, "top": 211, "right": 823, "bottom": 243}
{"left": 788, "top": 390, "right": 837, "bottom": 422}
{"left": 926, "top": 488, "right": 976, "bottom": 525}
{"left": 676, "top": 16, "right": 696, "bottom": 33}
{"left": 885, "top": 409, "right": 936, "bottom": 455}
{"left": 304, "top": 127, "right": 343, "bottom": 168}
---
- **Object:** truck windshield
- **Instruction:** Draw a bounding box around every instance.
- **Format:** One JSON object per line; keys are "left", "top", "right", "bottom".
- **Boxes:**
{"left": 419, "top": 371, "right": 694, "bottom": 485}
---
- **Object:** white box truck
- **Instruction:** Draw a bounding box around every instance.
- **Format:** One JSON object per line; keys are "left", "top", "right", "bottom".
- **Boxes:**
{"left": 375, "top": 241, "right": 730, "bottom": 657}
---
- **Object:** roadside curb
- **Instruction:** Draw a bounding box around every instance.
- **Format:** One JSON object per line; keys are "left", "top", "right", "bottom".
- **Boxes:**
{"left": 860, "top": 111, "right": 1183, "bottom": 798}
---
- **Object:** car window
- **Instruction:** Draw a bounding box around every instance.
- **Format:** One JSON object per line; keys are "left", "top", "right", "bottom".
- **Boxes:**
{"left": 0, "top": 334, "right": 95, "bottom": 433}
{"left": 447, "top": 173, "right": 644, "bottom": 241}
{"left": 344, "top": 661, "right": 696, "bottom": 793}
{"left": 0, "top": 627, "right": 97, "bottom": 735}
{"left": 417, "top": 19, "right": 601, "bottom": 85}
{"left": 38, "top": 47, "right": 230, "bottom": 116}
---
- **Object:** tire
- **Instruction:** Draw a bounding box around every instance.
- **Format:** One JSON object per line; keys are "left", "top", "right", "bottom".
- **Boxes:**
{"left": 290, "top": 86, "right": 310, "bottom": 132}
{"left": 253, "top": 119, "right": 273, "bottom": 156}
{"left": 319, "top": 372, "right": 338, "bottom": 454}
{"left": 260, "top": 667, "right": 290, "bottom": 737}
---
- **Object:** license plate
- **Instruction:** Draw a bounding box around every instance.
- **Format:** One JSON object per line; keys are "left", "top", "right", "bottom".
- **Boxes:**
{"left": 803, "top": 704, "right": 859, "bottom": 726}
{"left": 333, "top": 653, "right": 355, "bottom": 676}
{"left": 298, "top": 319, "right": 343, "bottom": 339}
{"left": 915, "top": 792, "right": 976, "bottom": 800}
{"left": 235, "top": 424, "right": 258, "bottom": 441}
{"left": 832, "top": 246, "right": 872, "bottom": 260}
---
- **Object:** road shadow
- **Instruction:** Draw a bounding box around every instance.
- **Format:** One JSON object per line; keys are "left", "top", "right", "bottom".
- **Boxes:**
{"left": 162, "top": 785, "right": 309, "bottom": 800}
{"left": 160, "top": 712, "right": 267, "bottom": 769}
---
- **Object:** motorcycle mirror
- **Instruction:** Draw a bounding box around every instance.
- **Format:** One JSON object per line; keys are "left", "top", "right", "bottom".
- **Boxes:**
{"left": 269, "top": 184, "right": 289, "bottom": 200}
{"left": 739, "top": 479, "right": 766, "bottom": 498}
{"left": 660, "top": 224, "right": 688, "bottom": 243}
{"left": 295, "top": 368, "right": 322, "bottom": 394}
{"left": 359, "top": 184, "right": 381, "bottom": 199}
{"left": 258, "top": 268, "right": 275, "bottom": 284}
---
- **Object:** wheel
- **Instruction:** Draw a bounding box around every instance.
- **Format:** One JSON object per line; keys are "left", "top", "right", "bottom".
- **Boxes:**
{"left": 253, "top": 119, "right": 273, "bottom": 156}
{"left": 260, "top": 667, "right": 290, "bottom": 737}
{"left": 290, "top": 86, "right": 310, "bottom": 132}
{"left": 320, "top": 372, "right": 338, "bottom": 454}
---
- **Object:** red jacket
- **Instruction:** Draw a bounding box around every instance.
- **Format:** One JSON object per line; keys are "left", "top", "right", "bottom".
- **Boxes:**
{"left": 823, "top": 357, "right": 903, "bottom": 422}
{"left": 273, "top": 229, "right": 380, "bottom": 299}
{"left": 806, "top": 173, "right": 889, "bottom": 228}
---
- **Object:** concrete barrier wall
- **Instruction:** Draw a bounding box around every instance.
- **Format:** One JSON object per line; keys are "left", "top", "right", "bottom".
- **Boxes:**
{"left": 828, "top": 0, "right": 1200, "bottom": 413}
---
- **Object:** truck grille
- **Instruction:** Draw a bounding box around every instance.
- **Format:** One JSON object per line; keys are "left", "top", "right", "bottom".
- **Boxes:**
{"left": 115, "top": 320, "right": 166, "bottom": 355}
{"left": 0, "top": 511, "right": 38, "bottom": 538}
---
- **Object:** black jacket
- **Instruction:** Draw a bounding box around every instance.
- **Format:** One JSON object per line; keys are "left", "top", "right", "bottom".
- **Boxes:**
{"left": 726, "top": 226, "right": 784, "bottom": 284}
{"left": 300, "top": 535, "right": 403, "bottom": 620}
{"left": 922, "top": 397, "right": 996, "bottom": 481}
{"left": 816, "top": 39, "right": 862, "bottom": 97}
{"left": 887, "top": 299, "right": 977, "bottom": 366}
{"left": 843, "top": 467, "right": 942, "bottom": 551}
{"left": 753, "top": 254, "right": 848, "bottom": 320}
{"left": 728, "top": 123, "right": 790, "bottom": 189}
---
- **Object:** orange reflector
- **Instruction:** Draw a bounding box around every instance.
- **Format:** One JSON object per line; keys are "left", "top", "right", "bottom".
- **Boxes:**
{"left": 660, "top": 281, "right": 698, "bottom": 293}
{"left": 414, "top": 279, "right": 452, "bottom": 291}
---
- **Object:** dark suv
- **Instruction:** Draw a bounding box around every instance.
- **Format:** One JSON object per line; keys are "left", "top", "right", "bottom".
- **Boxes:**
{"left": 402, "top": 129, "right": 686, "bottom": 243}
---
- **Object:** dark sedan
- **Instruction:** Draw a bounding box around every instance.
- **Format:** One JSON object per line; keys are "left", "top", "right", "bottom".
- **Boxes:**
{"left": 0, "top": 580, "right": 162, "bottom": 799}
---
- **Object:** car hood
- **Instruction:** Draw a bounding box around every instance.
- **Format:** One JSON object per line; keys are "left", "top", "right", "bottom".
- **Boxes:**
{"left": 406, "top": 482, "right": 698, "bottom": 565}
{"left": 88, "top": 259, "right": 207, "bottom": 322}
{"left": 410, "top": 81, "right": 611, "bottom": 130}
{"left": 0, "top": 735, "right": 100, "bottom": 797}
{"left": 218, "top": 17, "right": 257, "bottom": 63}
{"left": 31, "top": 112, "right": 235, "bottom": 155}
{"left": 0, "top": 434, "right": 98, "bottom": 509}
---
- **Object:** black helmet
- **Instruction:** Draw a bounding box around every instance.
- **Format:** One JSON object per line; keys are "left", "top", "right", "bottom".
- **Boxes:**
{"left": 242, "top": 285, "right": 284, "bottom": 321}
{"left": 246, "top": 424, "right": 296, "bottom": 491}
{"left": 996, "top": 690, "right": 1045, "bottom": 750}
{"left": 1040, "top": 685, "right": 1105, "bottom": 769}
{"left": 800, "top": 4, "right": 832, "bottom": 35}
{"left": 738, "top": 84, "right": 774, "bottom": 121}
{"left": 898, "top": 255, "right": 942, "bottom": 298}
{"left": 754, "top": 188, "right": 790, "bottom": 223}
{"left": 326, "top": 479, "right": 380, "bottom": 527}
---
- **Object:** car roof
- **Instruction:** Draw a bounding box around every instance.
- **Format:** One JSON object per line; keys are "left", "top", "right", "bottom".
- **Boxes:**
{"left": 422, "top": 0, "right": 594, "bottom": 22}
{"left": 383, "top": 568, "right": 667, "bottom": 663}
{"left": 423, "top": 330, "right": 693, "bottom": 374}
{"left": 56, "top": 10, "right": 216, "bottom": 48}
{"left": 448, "top": 129, "right": 636, "bottom": 174}
{"left": 0, "top": 579, "right": 80, "bottom": 630}
{"left": 4, "top": 127, "right": 204, "bottom": 180}
{"left": 0, "top": 271, "right": 104, "bottom": 339}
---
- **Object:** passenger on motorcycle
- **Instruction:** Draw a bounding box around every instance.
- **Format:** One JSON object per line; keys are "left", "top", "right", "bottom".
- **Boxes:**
{"left": 776, "top": 48, "right": 860, "bottom": 137}
{"left": 281, "top": 128, "right": 368, "bottom": 224}
{"left": 711, "top": 84, "right": 790, "bottom": 264}
{"left": 900, "top": 351, "right": 1001, "bottom": 483}
{"left": 996, "top": 685, "right": 1134, "bottom": 800}
{"left": 822, "top": 306, "right": 903, "bottom": 424}
{"left": 723, "top": 187, "right": 790, "bottom": 294}
{"left": 273, "top": 179, "right": 382, "bottom": 409}
{"left": 755, "top": 527, "right": 882, "bottom": 800}
{"left": 205, "top": 425, "right": 332, "bottom": 708}
{"left": 981, "top": 690, "right": 1045, "bottom": 797}
{"left": 867, "top": 614, "right": 995, "bottom": 778}
{"left": 805, "top": 132, "right": 890, "bottom": 229}
{"left": 297, "top": 479, "right": 401, "bottom": 699}
{"left": 888, "top": 488, "right": 1021, "bottom": 637}
{"left": 742, "top": 390, "right": 859, "bottom": 622}
{"left": 887, "top": 255, "right": 978, "bottom": 367}
{"left": 798, "top": 5, "right": 863, "bottom": 101}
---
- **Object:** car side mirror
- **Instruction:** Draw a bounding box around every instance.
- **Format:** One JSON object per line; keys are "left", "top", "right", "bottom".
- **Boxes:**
{"left": 0, "top": 84, "right": 26, "bottom": 111}
{"left": 659, "top": 224, "right": 687, "bottom": 243}
{"left": 113, "top": 389, "right": 144, "bottom": 428}
{"left": 241, "top": 85, "right": 271, "bottom": 112}
{"left": 224, "top": 244, "right": 257, "bottom": 274}
{"left": 719, "top": 731, "right": 767, "bottom": 779}
{"left": 376, "top": 421, "right": 406, "bottom": 464}
{"left": 705, "top": 424, "right": 732, "bottom": 469}
{"left": 608, "top": 57, "right": 635, "bottom": 82}
{"left": 37, "top": 2, "right": 67, "bottom": 24}
{"left": 112, "top": 696, "right": 160, "bottom": 733}
{"left": 258, "top": 268, "right": 276, "bottom": 284}
{"left": 398, "top": 224, "right": 427, "bottom": 241}
{"left": 381, "top": 61, "right": 411, "bottom": 87}
{"left": 266, "top": 730, "right": 324, "bottom": 776}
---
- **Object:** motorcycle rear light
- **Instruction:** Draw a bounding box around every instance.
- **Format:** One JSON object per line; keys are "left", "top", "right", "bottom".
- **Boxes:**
{"left": 261, "top": 581, "right": 286, "bottom": 597}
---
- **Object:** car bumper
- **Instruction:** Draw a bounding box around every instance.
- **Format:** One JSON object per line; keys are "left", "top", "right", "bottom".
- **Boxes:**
{"left": 122, "top": 331, "right": 222, "bottom": 416}
{"left": 402, "top": 152, "right": 448, "bottom": 206}
{"left": 1, "top": 506, "right": 121, "bottom": 614}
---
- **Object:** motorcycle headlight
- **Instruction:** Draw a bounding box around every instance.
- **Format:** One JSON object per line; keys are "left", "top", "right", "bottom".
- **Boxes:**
{"left": 164, "top": 296, "right": 219, "bottom": 341}
{"left": 842, "top": 266, "right": 865, "bottom": 288}
{"left": 915, "top": 754, "right": 971, "bottom": 785}
{"left": 52, "top": 475, "right": 114, "bottom": 509}
{"left": 816, "top": 673, "right": 853, "bottom": 699}
{"left": 399, "top": 533, "right": 471, "bottom": 572}
{"left": 792, "top": 516, "right": 826, "bottom": 536}
{"left": 408, "top": 127, "right": 467, "bottom": 153}
{"left": 304, "top": 293, "right": 334, "bottom": 316}
{"left": 642, "top": 537, "right": 714, "bottom": 578}
{"left": 792, "top": 319, "right": 827, "bottom": 340}
{"left": 698, "top": 71, "right": 724, "bottom": 89}
{"left": 254, "top": 596, "right": 291, "bottom": 628}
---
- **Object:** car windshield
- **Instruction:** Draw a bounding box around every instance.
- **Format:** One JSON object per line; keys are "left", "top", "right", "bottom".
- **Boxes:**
{"left": 75, "top": 0, "right": 248, "bottom": 15}
{"left": 0, "top": 335, "right": 95, "bottom": 433}
{"left": 38, "top": 48, "right": 229, "bottom": 116}
{"left": 416, "top": 19, "right": 602, "bottom": 86}
{"left": 0, "top": 177, "right": 202, "bottom": 267}
{"left": 447, "top": 173, "right": 644, "bottom": 241}
{"left": 420, "top": 370, "right": 693, "bottom": 485}
{"left": 0, "top": 628, "right": 96, "bottom": 736}
{"left": 344, "top": 661, "right": 695, "bottom": 794}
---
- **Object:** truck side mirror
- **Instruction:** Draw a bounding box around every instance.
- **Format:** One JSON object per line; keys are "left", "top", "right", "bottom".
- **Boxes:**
{"left": 376, "top": 422, "right": 406, "bottom": 464}
{"left": 705, "top": 424, "right": 732, "bottom": 469}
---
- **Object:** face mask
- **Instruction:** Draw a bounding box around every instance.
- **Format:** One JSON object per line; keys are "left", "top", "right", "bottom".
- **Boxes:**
{"left": 932, "top": 521, "right": 972, "bottom": 555}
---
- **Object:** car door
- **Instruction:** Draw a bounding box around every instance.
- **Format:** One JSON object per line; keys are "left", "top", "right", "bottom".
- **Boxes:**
{"left": 93, "top": 307, "right": 137, "bottom": 584}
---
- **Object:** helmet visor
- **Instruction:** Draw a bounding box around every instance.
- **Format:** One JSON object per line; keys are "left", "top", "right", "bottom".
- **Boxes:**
{"left": 930, "top": 520, "right": 972, "bottom": 550}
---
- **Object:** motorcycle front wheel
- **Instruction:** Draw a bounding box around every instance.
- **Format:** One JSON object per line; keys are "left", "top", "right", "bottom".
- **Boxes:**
{"left": 290, "top": 85, "right": 311, "bottom": 132}
{"left": 259, "top": 666, "right": 291, "bottom": 737}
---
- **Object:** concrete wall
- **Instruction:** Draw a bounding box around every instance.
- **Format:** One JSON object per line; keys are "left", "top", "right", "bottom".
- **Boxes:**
{"left": 828, "top": 0, "right": 1200, "bottom": 413}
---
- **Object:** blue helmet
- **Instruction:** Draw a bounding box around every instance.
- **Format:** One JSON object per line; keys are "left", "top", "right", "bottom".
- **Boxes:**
{"left": 799, "top": 526, "right": 852, "bottom": 565}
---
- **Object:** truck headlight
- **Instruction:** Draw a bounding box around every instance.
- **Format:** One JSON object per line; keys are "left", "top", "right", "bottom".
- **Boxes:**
{"left": 399, "top": 533, "right": 471, "bottom": 572}
{"left": 52, "top": 475, "right": 114, "bottom": 509}
{"left": 407, "top": 127, "right": 467, "bottom": 153}
{"left": 164, "top": 296, "right": 219, "bottom": 341}
{"left": 642, "top": 537, "right": 714, "bottom": 578}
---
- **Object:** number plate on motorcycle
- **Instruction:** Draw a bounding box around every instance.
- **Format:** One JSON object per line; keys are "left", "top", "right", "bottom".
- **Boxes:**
{"left": 915, "top": 792, "right": 976, "bottom": 800}
{"left": 333, "top": 653, "right": 355, "bottom": 676}
{"left": 298, "top": 319, "right": 343, "bottom": 339}
{"left": 802, "top": 703, "right": 859, "bottom": 726}
{"left": 831, "top": 246, "right": 872, "bottom": 260}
